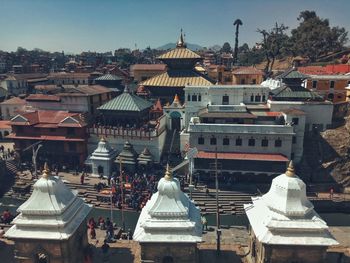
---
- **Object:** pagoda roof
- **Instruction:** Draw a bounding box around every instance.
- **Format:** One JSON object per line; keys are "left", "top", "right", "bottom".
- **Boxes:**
{"left": 140, "top": 70, "right": 214, "bottom": 87}
{"left": 98, "top": 89, "right": 153, "bottom": 112}
{"left": 157, "top": 47, "right": 201, "bottom": 60}
{"left": 95, "top": 73, "right": 123, "bottom": 81}
{"left": 276, "top": 68, "right": 309, "bottom": 79}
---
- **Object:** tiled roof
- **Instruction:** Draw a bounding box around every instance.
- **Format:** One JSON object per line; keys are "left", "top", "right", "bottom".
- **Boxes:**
{"left": 34, "top": 85, "right": 111, "bottom": 96}
{"left": 0, "top": 97, "right": 26, "bottom": 105}
{"left": 95, "top": 74, "right": 122, "bottom": 81}
{"left": 0, "top": 120, "right": 11, "bottom": 129}
{"left": 98, "top": 91, "right": 153, "bottom": 112}
{"left": 130, "top": 64, "right": 167, "bottom": 71}
{"left": 232, "top": 66, "right": 263, "bottom": 75}
{"left": 196, "top": 151, "right": 289, "bottom": 162}
{"left": 26, "top": 94, "right": 61, "bottom": 102}
{"left": 140, "top": 70, "right": 214, "bottom": 87}
{"left": 10, "top": 110, "right": 86, "bottom": 127}
{"left": 157, "top": 48, "right": 201, "bottom": 60}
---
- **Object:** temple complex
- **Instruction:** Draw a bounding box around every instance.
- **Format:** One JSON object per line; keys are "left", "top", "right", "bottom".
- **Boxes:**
{"left": 133, "top": 165, "right": 202, "bottom": 263}
{"left": 244, "top": 162, "right": 338, "bottom": 263}
{"left": 140, "top": 31, "right": 214, "bottom": 102}
{"left": 5, "top": 163, "right": 92, "bottom": 263}
{"left": 115, "top": 140, "right": 137, "bottom": 172}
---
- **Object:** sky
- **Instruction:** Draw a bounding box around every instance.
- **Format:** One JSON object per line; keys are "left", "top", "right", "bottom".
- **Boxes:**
{"left": 0, "top": 0, "right": 349, "bottom": 53}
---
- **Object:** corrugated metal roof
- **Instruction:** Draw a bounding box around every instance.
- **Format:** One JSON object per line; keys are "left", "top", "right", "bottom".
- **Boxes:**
{"left": 196, "top": 151, "right": 289, "bottom": 162}
{"left": 276, "top": 68, "right": 309, "bottom": 79}
{"left": 157, "top": 47, "right": 201, "bottom": 60}
{"left": 140, "top": 70, "right": 214, "bottom": 87}
{"left": 98, "top": 91, "right": 153, "bottom": 112}
{"left": 95, "top": 74, "right": 122, "bottom": 81}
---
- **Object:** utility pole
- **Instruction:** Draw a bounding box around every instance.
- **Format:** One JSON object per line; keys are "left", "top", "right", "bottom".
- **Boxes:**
{"left": 215, "top": 149, "right": 221, "bottom": 255}
{"left": 119, "top": 157, "right": 125, "bottom": 232}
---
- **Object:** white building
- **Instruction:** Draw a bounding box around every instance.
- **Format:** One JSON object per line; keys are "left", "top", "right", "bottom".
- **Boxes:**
{"left": 0, "top": 75, "right": 28, "bottom": 96}
{"left": 89, "top": 137, "right": 117, "bottom": 177}
{"left": 244, "top": 162, "right": 338, "bottom": 263}
{"left": 0, "top": 97, "right": 26, "bottom": 120}
{"left": 5, "top": 164, "right": 92, "bottom": 262}
{"left": 134, "top": 165, "right": 202, "bottom": 262}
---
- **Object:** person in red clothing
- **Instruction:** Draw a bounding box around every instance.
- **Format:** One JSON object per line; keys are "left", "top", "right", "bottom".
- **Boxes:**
{"left": 89, "top": 225, "right": 96, "bottom": 239}
{"left": 80, "top": 173, "right": 85, "bottom": 185}
{"left": 1, "top": 209, "right": 12, "bottom": 224}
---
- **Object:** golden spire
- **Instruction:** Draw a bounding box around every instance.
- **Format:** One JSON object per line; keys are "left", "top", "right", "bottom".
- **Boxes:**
{"left": 285, "top": 161, "right": 295, "bottom": 177}
{"left": 42, "top": 162, "right": 50, "bottom": 179}
{"left": 176, "top": 29, "right": 186, "bottom": 48}
{"left": 164, "top": 163, "right": 173, "bottom": 181}
{"left": 173, "top": 94, "right": 180, "bottom": 104}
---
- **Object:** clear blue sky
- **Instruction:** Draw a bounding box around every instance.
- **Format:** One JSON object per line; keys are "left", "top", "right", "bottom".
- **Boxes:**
{"left": 0, "top": 0, "right": 349, "bottom": 53}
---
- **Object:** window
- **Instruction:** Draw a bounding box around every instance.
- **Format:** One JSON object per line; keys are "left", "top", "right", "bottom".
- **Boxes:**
{"left": 275, "top": 138, "right": 282, "bottom": 147}
{"left": 262, "top": 95, "right": 266, "bottom": 101}
{"left": 248, "top": 138, "right": 255, "bottom": 146}
{"left": 198, "top": 94, "right": 201, "bottom": 101}
{"left": 68, "top": 142, "right": 76, "bottom": 152}
{"left": 222, "top": 95, "right": 229, "bottom": 105}
{"left": 236, "top": 137, "right": 242, "bottom": 146}
{"left": 187, "top": 94, "right": 191, "bottom": 101}
{"left": 240, "top": 79, "right": 246, "bottom": 84}
{"left": 330, "top": 80, "right": 335, "bottom": 89}
{"left": 252, "top": 79, "right": 256, "bottom": 84}
{"left": 192, "top": 95, "right": 197, "bottom": 101}
{"left": 292, "top": 118, "right": 299, "bottom": 125}
{"left": 223, "top": 138, "right": 230, "bottom": 145}
{"left": 291, "top": 153, "right": 295, "bottom": 159}
{"left": 250, "top": 94, "right": 254, "bottom": 102}
{"left": 261, "top": 138, "right": 268, "bottom": 147}
{"left": 67, "top": 128, "right": 75, "bottom": 136}
{"left": 198, "top": 137, "right": 204, "bottom": 145}
{"left": 312, "top": 80, "right": 317, "bottom": 89}
{"left": 255, "top": 95, "right": 261, "bottom": 102}
{"left": 210, "top": 137, "right": 217, "bottom": 145}
{"left": 292, "top": 136, "right": 297, "bottom": 144}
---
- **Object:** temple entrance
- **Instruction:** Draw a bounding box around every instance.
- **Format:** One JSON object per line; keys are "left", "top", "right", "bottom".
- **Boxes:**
{"left": 98, "top": 165, "right": 104, "bottom": 175}
{"left": 170, "top": 111, "right": 181, "bottom": 131}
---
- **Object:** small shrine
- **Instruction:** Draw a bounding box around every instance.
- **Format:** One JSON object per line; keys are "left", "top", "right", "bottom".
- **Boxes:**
{"left": 244, "top": 162, "right": 338, "bottom": 263}
{"left": 137, "top": 147, "right": 153, "bottom": 168}
{"left": 5, "top": 163, "right": 92, "bottom": 263}
{"left": 150, "top": 98, "right": 163, "bottom": 120}
{"left": 115, "top": 141, "right": 137, "bottom": 172}
{"left": 133, "top": 165, "right": 202, "bottom": 263}
{"left": 90, "top": 137, "right": 117, "bottom": 178}
{"left": 163, "top": 94, "right": 185, "bottom": 131}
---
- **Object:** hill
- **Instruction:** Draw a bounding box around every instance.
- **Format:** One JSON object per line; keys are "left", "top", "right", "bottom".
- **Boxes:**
{"left": 157, "top": 42, "right": 203, "bottom": 51}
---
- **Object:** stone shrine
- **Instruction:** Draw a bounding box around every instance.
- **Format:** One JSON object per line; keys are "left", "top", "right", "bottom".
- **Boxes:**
{"left": 90, "top": 136, "right": 117, "bottom": 178}
{"left": 133, "top": 165, "right": 202, "bottom": 263}
{"left": 5, "top": 163, "right": 92, "bottom": 263}
{"left": 244, "top": 162, "right": 338, "bottom": 263}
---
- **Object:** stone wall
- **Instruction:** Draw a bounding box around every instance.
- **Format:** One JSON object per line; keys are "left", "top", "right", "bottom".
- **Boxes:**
{"left": 140, "top": 242, "right": 198, "bottom": 263}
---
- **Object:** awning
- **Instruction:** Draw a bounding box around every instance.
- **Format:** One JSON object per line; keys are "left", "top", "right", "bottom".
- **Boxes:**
{"left": 196, "top": 151, "right": 289, "bottom": 162}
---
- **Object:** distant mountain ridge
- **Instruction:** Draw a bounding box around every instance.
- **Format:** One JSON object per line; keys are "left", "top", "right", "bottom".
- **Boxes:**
{"left": 157, "top": 43, "right": 203, "bottom": 51}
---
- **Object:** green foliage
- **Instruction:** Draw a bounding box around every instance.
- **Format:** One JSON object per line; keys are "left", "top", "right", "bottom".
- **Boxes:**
{"left": 290, "top": 10, "right": 348, "bottom": 62}
{"left": 221, "top": 42, "right": 232, "bottom": 53}
{"left": 237, "top": 43, "right": 265, "bottom": 66}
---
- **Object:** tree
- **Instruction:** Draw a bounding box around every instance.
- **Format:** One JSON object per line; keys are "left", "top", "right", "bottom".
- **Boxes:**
{"left": 233, "top": 19, "right": 243, "bottom": 64}
{"left": 221, "top": 42, "right": 232, "bottom": 53}
{"left": 257, "top": 23, "right": 290, "bottom": 76}
{"left": 290, "top": 10, "right": 348, "bottom": 62}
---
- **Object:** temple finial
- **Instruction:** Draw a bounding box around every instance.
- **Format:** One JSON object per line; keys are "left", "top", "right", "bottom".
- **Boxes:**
{"left": 42, "top": 162, "right": 50, "bottom": 179}
{"left": 176, "top": 29, "right": 186, "bottom": 48}
{"left": 100, "top": 135, "right": 106, "bottom": 142}
{"left": 164, "top": 163, "right": 173, "bottom": 181}
{"left": 285, "top": 161, "right": 295, "bottom": 177}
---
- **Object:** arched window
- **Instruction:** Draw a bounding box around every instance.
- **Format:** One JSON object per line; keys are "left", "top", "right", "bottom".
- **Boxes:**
{"left": 192, "top": 95, "right": 197, "bottom": 101}
{"left": 235, "top": 137, "right": 242, "bottom": 146}
{"left": 275, "top": 138, "right": 282, "bottom": 147}
{"left": 261, "top": 138, "right": 268, "bottom": 147}
{"left": 248, "top": 138, "right": 255, "bottom": 146}
{"left": 262, "top": 95, "right": 266, "bottom": 101}
{"left": 198, "top": 137, "right": 204, "bottom": 145}
{"left": 210, "top": 137, "right": 217, "bottom": 145}
{"left": 222, "top": 95, "right": 229, "bottom": 105}
{"left": 223, "top": 138, "right": 230, "bottom": 145}
{"left": 198, "top": 94, "right": 201, "bottom": 101}
{"left": 187, "top": 94, "right": 191, "bottom": 101}
{"left": 250, "top": 94, "right": 254, "bottom": 102}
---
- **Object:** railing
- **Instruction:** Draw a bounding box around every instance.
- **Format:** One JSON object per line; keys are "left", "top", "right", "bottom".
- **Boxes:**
{"left": 88, "top": 115, "right": 166, "bottom": 140}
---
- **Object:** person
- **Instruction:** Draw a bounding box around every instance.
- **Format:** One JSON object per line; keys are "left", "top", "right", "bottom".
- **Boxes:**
{"left": 81, "top": 173, "right": 85, "bottom": 185}
{"left": 106, "top": 223, "right": 114, "bottom": 242}
{"left": 330, "top": 187, "right": 334, "bottom": 199}
{"left": 127, "top": 228, "right": 133, "bottom": 240}
{"left": 205, "top": 187, "right": 209, "bottom": 196}
{"left": 98, "top": 217, "right": 106, "bottom": 230}
{"left": 90, "top": 225, "right": 96, "bottom": 239}
{"left": 201, "top": 215, "right": 208, "bottom": 231}
{"left": 1, "top": 209, "right": 12, "bottom": 224}
{"left": 101, "top": 239, "right": 110, "bottom": 262}
{"left": 0, "top": 227, "right": 5, "bottom": 238}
